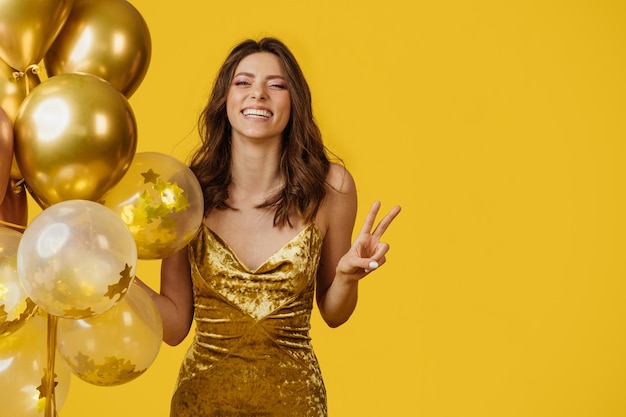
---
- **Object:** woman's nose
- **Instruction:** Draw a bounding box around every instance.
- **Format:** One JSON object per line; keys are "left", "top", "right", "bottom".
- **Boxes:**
{"left": 251, "top": 83, "right": 266, "bottom": 99}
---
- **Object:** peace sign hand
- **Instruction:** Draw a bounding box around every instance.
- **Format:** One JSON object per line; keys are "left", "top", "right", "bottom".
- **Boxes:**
{"left": 337, "top": 201, "right": 401, "bottom": 279}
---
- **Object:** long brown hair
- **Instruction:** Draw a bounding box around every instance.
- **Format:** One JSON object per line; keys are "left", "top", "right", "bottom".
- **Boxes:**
{"left": 189, "top": 37, "right": 331, "bottom": 227}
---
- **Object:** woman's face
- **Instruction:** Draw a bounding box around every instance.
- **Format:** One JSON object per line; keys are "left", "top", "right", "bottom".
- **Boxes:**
{"left": 226, "top": 52, "right": 291, "bottom": 144}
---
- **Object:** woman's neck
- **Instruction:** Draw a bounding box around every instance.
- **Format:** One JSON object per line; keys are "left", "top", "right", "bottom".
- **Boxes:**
{"left": 229, "top": 138, "right": 284, "bottom": 205}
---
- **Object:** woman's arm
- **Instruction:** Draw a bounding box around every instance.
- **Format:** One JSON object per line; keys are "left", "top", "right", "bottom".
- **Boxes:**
{"left": 316, "top": 164, "right": 401, "bottom": 327}
{"left": 135, "top": 247, "right": 194, "bottom": 346}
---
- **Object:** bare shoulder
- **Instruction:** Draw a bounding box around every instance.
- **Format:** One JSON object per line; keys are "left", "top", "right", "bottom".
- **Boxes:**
{"left": 326, "top": 162, "right": 356, "bottom": 195}
{"left": 316, "top": 163, "right": 357, "bottom": 237}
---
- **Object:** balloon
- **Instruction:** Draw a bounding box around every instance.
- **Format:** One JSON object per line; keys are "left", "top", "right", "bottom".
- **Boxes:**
{"left": 57, "top": 283, "right": 162, "bottom": 386}
{"left": 1, "top": 60, "right": 41, "bottom": 180}
{"left": 14, "top": 72, "right": 137, "bottom": 208}
{"left": 0, "top": 314, "right": 71, "bottom": 416}
{"left": 0, "top": 227, "right": 37, "bottom": 336}
{"left": 45, "top": 0, "right": 152, "bottom": 98}
{"left": 1, "top": 59, "right": 27, "bottom": 123}
{"left": 0, "top": 107, "right": 13, "bottom": 199}
{"left": 0, "top": 0, "right": 74, "bottom": 71}
{"left": 103, "top": 152, "right": 204, "bottom": 259}
{"left": 17, "top": 200, "right": 138, "bottom": 319}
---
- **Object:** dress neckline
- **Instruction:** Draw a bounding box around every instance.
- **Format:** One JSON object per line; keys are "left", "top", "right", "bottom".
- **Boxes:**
{"left": 202, "top": 223, "right": 321, "bottom": 273}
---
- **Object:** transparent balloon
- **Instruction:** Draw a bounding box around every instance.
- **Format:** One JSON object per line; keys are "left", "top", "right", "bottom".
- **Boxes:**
{"left": 0, "top": 227, "right": 37, "bottom": 336}
{"left": 57, "top": 283, "right": 163, "bottom": 386}
{"left": 0, "top": 314, "right": 71, "bottom": 416}
{"left": 103, "top": 152, "right": 203, "bottom": 259}
{"left": 17, "top": 200, "right": 138, "bottom": 319}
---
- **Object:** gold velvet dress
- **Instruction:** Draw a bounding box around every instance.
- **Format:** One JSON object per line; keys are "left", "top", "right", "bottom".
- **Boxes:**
{"left": 170, "top": 223, "right": 328, "bottom": 417}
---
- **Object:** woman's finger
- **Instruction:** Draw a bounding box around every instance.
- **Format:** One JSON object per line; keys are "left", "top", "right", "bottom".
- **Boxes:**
{"left": 358, "top": 200, "right": 382, "bottom": 236}
{"left": 371, "top": 205, "right": 401, "bottom": 239}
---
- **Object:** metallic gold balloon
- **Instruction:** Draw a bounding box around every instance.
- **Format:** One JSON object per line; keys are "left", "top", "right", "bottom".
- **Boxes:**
{"left": 14, "top": 72, "right": 137, "bottom": 208}
{"left": 57, "top": 283, "right": 162, "bottom": 386}
{"left": 0, "top": 314, "right": 71, "bottom": 416}
{"left": 0, "top": 59, "right": 27, "bottom": 123}
{"left": 45, "top": 0, "right": 152, "bottom": 98}
{"left": 16, "top": 200, "right": 138, "bottom": 319}
{"left": 0, "top": 60, "right": 42, "bottom": 179}
{"left": 0, "top": 227, "right": 37, "bottom": 337}
{"left": 0, "top": 0, "right": 74, "bottom": 71}
{"left": 103, "top": 152, "right": 204, "bottom": 259}
{"left": 0, "top": 107, "right": 13, "bottom": 198}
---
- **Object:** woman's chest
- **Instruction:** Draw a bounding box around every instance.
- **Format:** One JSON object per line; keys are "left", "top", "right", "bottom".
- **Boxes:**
{"left": 204, "top": 207, "right": 308, "bottom": 271}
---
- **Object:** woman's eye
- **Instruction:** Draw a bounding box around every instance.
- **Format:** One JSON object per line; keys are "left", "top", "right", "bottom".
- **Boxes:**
{"left": 235, "top": 80, "right": 250, "bottom": 86}
{"left": 270, "top": 83, "right": 287, "bottom": 89}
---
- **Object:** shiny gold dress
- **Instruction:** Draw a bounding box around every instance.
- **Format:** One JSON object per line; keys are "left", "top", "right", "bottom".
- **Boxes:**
{"left": 170, "top": 223, "right": 328, "bottom": 417}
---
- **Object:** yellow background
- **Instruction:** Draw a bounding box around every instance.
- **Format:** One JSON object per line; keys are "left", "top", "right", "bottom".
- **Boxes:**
{"left": 31, "top": 0, "right": 625, "bottom": 416}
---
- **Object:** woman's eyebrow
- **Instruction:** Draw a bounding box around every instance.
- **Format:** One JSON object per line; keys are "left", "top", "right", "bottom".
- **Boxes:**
{"left": 233, "top": 72, "right": 285, "bottom": 80}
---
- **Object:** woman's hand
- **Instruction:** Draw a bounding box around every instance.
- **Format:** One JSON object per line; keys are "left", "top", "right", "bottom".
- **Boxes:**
{"left": 337, "top": 200, "right": 401, "bottom": 279}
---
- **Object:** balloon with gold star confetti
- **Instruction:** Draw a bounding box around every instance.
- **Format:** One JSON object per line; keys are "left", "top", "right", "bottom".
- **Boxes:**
{"left": 16, "top": 200, "right": 138, "bottom": 319}
{"left": 102, "top": 152, "right": 203, "bottom": 259}
{"left": 0, "top": 227, "right": 37, "bottom": 337}
{"left": 0, "top": 314, "right": 71, "bottom": 416}
{"left": 57, "top": 282, "right": 163, "bottom": 386}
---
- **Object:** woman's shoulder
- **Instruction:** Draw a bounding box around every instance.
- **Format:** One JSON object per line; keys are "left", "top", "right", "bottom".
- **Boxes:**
{"left": 325, "top": 162, "right": 356, "bottom": 195}
{"left": 315, "top": 163, "right": 357, "bottom": 237}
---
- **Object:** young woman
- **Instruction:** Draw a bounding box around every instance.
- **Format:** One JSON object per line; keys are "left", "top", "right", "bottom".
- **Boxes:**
{"left": 142, "top": 37, "right": 400, "bottom": 416}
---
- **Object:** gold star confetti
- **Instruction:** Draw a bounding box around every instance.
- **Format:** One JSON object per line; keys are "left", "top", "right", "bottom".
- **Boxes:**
{"left": 0, "top": 298, "right": 37, "bottom": 336}
{"left": 0, "top": 304, "right": 7, "bottom": 323}
{"left": 36, "top": 369, "right": 59, "bottom": 399}
{"left": 141, "top": 169, "right": 160, "bottom": 184}
{"left": 104, "top": 264, "right": 134, "bottom": 299}
{"left": 63, "top": 306, "right": 96, "bottom": 318}
{"left": 69, "top": 352, "right": 146, "bottom": 386}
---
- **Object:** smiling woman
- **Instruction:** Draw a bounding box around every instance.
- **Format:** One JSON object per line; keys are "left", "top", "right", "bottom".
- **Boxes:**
{"left": 134, "top": 37, "right": 400, "bottom": 417}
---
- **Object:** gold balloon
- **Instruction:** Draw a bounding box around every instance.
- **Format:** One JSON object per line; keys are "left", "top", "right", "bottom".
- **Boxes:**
{"left": 14, "top": 72, "right": 137, "bottom": 207}
{"left": 0, "top": 60, "right": 42, "bottom": 179}
{"left": 0, "top": 0, "right": 74, "bottom": 71}
{"left": 0, "top": 314, "right": 72, "bottom": 416}
{"left": 57, "top": 283, "right": 162, "bottom": 386}
{"left": 0, "top": 59, "right": 26, "bottom": 123}
{"left": 0, "top": 227, "right": 37, "bottom": 337}
{"left": 45, "top": 0, "right": 152, "bottom": 98}
{"left": 0, "top": 107, "right": 13, "bottom": 199}
{"left": 17, "top": 200, "right": 138, "bottom": 319}
{"left": 103, "top": 152, "right": 204, "bottom": 259}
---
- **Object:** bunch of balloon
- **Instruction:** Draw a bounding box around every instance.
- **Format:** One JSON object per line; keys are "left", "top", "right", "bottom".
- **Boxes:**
{"left": 15, "top": 200, "right": 141, "bottom": 417}
{"left": 0, "top": 0, "right": 156, "bottom": 416}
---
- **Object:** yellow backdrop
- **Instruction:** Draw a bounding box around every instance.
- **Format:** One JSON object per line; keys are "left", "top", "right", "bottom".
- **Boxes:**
{"left": 35, "top": 0, "right": 625, "bottom": 416}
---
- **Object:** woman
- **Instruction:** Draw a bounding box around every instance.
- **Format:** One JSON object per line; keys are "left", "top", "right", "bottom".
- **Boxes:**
{"left": 142, "top": 37, "right": 400, "bottom": 416}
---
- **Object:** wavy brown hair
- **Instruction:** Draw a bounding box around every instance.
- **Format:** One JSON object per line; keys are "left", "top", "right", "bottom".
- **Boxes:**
{"left": 189, "top": 37, "right": 331, "bottom": 227}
